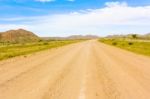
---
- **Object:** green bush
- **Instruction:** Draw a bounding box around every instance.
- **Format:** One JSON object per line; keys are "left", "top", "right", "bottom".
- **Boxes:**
{"left": 128, "top": 42, "right": 133, "bottom": 45}
{"left": 43, "top": 42, "right": 49, "bottom": 45}
{"left": 112, "top": 42, "right": 117, "bottom": 45}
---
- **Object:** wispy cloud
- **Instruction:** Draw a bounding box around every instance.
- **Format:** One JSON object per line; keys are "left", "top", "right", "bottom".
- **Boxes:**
{"left": 67, "top": 0, "right": 75, "bottom": 2}
{"left": 1, "top": 2, "right": 150, "bottom": 36}
{"left": 35, "top": 0, "right": 75, "bottom": 3}
{"left": 105, "top": 1, "right": 127, "bottom": 7}
{"left": 35, "top": 0, "right": 55, "bottom": 3}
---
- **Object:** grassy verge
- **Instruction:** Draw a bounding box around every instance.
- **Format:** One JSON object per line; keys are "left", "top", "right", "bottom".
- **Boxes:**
{"left": 99, "top": 38, "right": 150, "bottom": 56}
{"left": 0, "top": 40, "right": 83, "bottom": 60}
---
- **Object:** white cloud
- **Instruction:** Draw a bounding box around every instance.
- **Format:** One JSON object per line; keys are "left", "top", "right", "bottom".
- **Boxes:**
{"left": 1, "top": 2, "right": 150, "bottom": 36}
{"left": 67, "top": 0, "right": 75, "bottom": 2}
{"left": 35, "top": 0, "right": 55, "bottom": 3}
{"left": 105, "top": 1, "right": 128, "bottom": 7}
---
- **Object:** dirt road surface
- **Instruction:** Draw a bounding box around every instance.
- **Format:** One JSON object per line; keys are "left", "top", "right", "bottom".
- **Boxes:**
{"left": 0, "top": 40, "right": 150, "bottom": 99}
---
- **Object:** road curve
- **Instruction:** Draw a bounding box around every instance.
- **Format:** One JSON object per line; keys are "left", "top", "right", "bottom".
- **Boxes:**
{"left": 0, "top": 40, "right": 150, "bottom": 99}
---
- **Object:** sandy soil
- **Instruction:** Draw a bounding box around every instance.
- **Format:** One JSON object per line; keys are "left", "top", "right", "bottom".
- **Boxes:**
{"left": 0, "top": 40, "right": 150, "bottom": 99}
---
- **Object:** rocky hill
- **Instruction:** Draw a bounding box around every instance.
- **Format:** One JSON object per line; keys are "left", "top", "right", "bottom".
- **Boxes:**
{"left": 0, "top": 29, "right": 40, "bottom": 43}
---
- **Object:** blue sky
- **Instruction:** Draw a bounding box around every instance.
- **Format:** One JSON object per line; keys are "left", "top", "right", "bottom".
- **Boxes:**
{"left": 0, "top": 0, "right": 150, "bottom": 36}
{"left": 0, "top": 0, "right": 150, "bottom": 17}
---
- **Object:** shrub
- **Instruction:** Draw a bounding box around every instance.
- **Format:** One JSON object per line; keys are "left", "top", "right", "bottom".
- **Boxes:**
{"left": 43, "top": 42, "right": 48, "bottom": 45}
{"left": 112, "top": 42, "right": 117, "bottom": 45}
{"left": 38, "top": 39, "right": 43, "bottom": 42}
{"left": 128, "top": 42, "right": 133, "bottom": 45}
{"left": 8, "top": 55, "right": 13, "bottom": 58}
{"left": 132, "top": 34, "right": 138, "bottom": 39}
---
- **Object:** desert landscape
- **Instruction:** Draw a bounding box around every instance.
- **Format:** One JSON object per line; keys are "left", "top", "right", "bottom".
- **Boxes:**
{"left": 0, "top": 0, "right": 150, "bottom": 99}
{"left": 0, "top": 29, "right": 150, "bottom": 99}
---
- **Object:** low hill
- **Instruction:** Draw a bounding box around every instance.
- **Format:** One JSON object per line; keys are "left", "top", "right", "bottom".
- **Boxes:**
{"left": 0, "top": 29, "right": 40, "bottom": 43}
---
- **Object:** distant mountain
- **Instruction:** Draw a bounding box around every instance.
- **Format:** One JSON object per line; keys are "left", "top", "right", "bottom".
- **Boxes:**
{"left": 144, "top": 33, "right": 150, "bottom": 36}
{"left": 106, "top": 34, "right": 126, "bottom": 38}
{"left": 67, "top": 35, "right": 99, "bottom": 39}
{"left": 106, "top": 33, "right": 150, "bottom": 40}
{"left": 0, "top": 29, "right": 40, "bottom": 43}
{"left": 42, "top": 35, "right": 99, "bottom": 40}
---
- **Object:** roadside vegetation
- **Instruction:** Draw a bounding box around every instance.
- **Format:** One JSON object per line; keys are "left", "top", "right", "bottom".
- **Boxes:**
{"left": 99, "top": 36, "right": 150, "bottom": 56}
{"left": 0, "top": 40, "right": 82, "bottom": 60}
